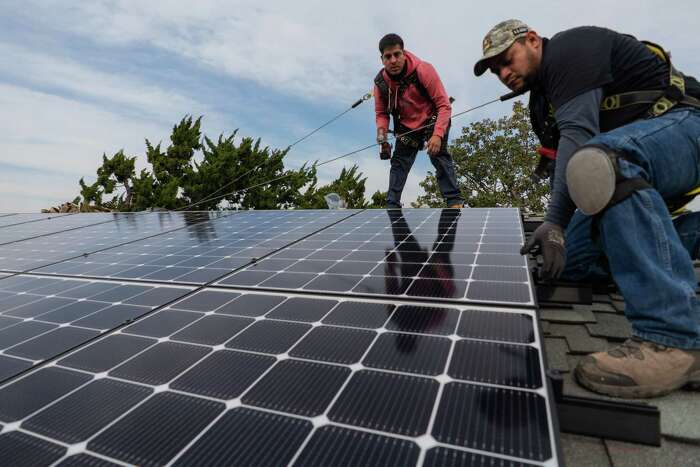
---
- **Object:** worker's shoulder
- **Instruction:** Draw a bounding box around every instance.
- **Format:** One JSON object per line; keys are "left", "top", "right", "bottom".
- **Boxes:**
{"left": 550, "top": 25, "right": 618, "bottom": 44}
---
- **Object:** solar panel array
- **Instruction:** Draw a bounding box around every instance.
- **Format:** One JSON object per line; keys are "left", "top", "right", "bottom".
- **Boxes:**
{"left": 0, "top": 209, "right": 560, "bottom": 466}
{"left": 0, "top": 211, "right": 227, "bottom": 272}
{"left": 33, "top": 210, "right": 358, "bottom": 284}
{"left": 219, "top": 208, "right": 532, "bottom": 306}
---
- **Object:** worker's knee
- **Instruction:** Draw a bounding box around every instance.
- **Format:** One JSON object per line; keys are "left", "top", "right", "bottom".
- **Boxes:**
{"left": 566, "top": 144, "right": 647, "bottom": 216}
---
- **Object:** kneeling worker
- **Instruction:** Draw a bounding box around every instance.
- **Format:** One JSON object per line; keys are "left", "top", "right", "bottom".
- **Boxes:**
{"left": 474, "top": 20, "right": 700, "bottom": 398}
{"left": 374, "top": 33, "right": 464, "bottom": 208}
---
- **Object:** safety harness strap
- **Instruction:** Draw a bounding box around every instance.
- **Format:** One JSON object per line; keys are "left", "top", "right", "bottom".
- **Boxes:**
{"left": 600, "top": 41, "right": 700, "bottom": 118}
{"left": 609, "top": 177, "right": 652, "bottom": 207}
{"left": 374, "top": 69, "right": 438, "bottom": 148}
{"left": 600, "top": 90, "right": 700, "bottom": 115}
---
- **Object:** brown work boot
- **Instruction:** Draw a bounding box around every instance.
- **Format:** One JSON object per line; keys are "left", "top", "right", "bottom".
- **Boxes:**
{"left": 575, "top": 337, "right": 700, "bottom": 398}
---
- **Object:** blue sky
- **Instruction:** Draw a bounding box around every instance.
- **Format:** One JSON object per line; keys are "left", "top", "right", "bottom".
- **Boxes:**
{"left": 1, "top": 1, "right": 698, "bottom": 212}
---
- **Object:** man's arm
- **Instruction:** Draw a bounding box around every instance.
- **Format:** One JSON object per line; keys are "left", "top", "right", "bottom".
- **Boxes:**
{"left": 374, "top": 83, "right": 390, "bottom": 132}
{"left": 544, "top": 87, "right": 604, "bottom": 228}
{"left": 416, "top": 62, "right": 452, "bottom": 138}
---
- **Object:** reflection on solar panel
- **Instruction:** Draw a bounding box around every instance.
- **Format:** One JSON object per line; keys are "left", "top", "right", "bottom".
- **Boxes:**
{"left": 218, "top": 208, "right": 533, "bottom": 306}
{"left": 0, "top": 213, "right": 72, "bottom": 228}
{"left": 0, "top": 211, "right": 226, "bottom": 272}
{"left": 34, "top": 210, "right": 357, "bottom": 284}
{"left": 0, "top": 208, "right": 560, "bottom": 466}
{"left": 0, "top": 213, "right": 118, "bottom": 245}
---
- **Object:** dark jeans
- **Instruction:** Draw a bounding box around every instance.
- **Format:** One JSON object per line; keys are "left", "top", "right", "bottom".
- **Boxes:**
{"left": 386, "top": 129, "right": 463, "bottom": 208}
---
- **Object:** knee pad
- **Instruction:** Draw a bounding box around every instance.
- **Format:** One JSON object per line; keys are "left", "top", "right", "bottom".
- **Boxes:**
{"left": 566, "top": 145, "right": 619, "bottom": 215}
{"left": 567, "top": 145, "right": 651, "bottom": 216}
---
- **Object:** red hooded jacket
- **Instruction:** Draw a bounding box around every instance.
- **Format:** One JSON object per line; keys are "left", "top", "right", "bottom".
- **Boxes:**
{"left": 374, "top": 50, "right": 452, "bottom": 139}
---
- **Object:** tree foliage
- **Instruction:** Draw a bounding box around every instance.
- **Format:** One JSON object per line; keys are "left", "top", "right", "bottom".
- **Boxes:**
{"left": 414, "top": 101, "right": 550, "bottom": 213}
{"left": 78, "top": 104, "right": 548, "bottom": 212}
{"left": 78, "top": 116, "right": 374, "bottom": 211}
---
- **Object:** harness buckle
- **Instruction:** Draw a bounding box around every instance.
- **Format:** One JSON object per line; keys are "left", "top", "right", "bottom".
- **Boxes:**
{"left": 601, "top": 95, "right": 621, "bottom": 111}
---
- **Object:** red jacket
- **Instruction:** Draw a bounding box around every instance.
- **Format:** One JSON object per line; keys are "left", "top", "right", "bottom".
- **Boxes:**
{"left": 374, "top": 50, "right": 452, "bottom": 139}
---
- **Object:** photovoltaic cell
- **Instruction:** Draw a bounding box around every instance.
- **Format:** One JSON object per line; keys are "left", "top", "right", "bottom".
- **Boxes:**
{"left": 432, "top": 382, "right": 552, "bottom": 462}
{"left": 226, "top": 319, "right": 311, "bottom": 354}
{"left": 328, "top": 369, "right": 439, "bottom": 436}
{"left": 88, "top": 392, "right": 224, "bottom": 466}
{"left": 289, "top": 325, "right": 375, "bottom": 364}
{"left": 242, "top": 359, "right": 350, "bottom": 416}
{"left": 0, "top": 355, "right": 32, "bottom": 380}
{"left": 172, "top": 408, "right": 312, "bottom": 467}
{"left": 424, "top": 447, "right": 537, "bottom": 467}
{"left": 22, "top": 378, "right": 152, "bottom": 443}
{"left": 171, "top": 314, "right": 253, "bottom": 345}
{"left": 58, "top": 334, "right": 156, "bottom": 373}
{"left": 108, "top": 341, "right": 210, "bottom": 385}
{"left": 0, "top": 367, "right": 92, "bottom": 422}
{"left": 170, "top": 350, "right": 275, "bottom": 399}
{"left": 362, "top": 333, "right": 451, "bottom": 376}
{"left": 295, "top": 425, "right": 420, "bottom": 467}
{"left": 322, "top": 300, "right": 394, "bottom": 328}
{"left": 448, "top": 339, "right": 542, "bottom": 389}
{"left": 386, "top": 304, "right": 460, "bottom": 335}
{"left": 457, "top": 309, "right": 535, "bottom": 343}
{"left": 0, "top": 431, "right": 66, "bottom": 467}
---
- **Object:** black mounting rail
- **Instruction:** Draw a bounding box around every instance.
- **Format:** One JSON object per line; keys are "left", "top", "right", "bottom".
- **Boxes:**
{"left": 548, "top": 370, "right": 661, "bottom": 446}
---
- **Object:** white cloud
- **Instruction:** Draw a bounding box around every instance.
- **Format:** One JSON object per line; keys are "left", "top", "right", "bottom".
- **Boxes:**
{"left": 0, "top": 43, "right": 204, "bottom": 123}
{"left": 17, "top": 0, "right": 698, "bottom": 104}
{"left": 0, "top": 83, "right": 170, "bottom": 175}
{"left": 2, "top": 0, "right": 699, "bottom": 210}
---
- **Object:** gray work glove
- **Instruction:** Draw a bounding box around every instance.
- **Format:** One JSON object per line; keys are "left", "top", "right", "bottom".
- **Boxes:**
{"left": 520, "top": 221, "right": 566, "bottom": 281}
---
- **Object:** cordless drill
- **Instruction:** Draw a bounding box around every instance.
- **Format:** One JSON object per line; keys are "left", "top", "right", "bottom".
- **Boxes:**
{"left": 377, "top": 128, "right": 392, "bottom": 160}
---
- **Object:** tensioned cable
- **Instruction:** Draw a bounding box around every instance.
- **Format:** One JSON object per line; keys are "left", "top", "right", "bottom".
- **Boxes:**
{"left": 177, "top": 92, "right": 373, "bottom": 211}
{"left": 181, "top": 90, "right": 523, "bottom": 210}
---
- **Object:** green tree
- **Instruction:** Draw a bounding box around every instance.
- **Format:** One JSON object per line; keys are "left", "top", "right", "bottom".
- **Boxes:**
{"left": 76, "top": 115, "right": 375, "bottom": 211}
{"left": 296, "top": 165, "right": 369, "bottom": 209}
{"left": 368, "top": 190, "right": 387, "bottom": 208}
{"left": 414, "top": 101, "right": 550, "bottom": 213}
{"left": 179, "top": 132, "right": 316, "bottom": 210}
{"left": 78, "top": 150, "right": 137, "bottom": 210}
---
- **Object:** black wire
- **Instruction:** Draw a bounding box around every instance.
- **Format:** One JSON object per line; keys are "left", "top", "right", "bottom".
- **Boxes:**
{"left": 186, "top": 95, "right": 511, "bottom": 209}
{"left": 178, "top": 96, "right": 370, "bottom": 211}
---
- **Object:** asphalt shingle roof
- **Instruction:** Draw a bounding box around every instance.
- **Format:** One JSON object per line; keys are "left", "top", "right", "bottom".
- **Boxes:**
{"left": 527, "top": 217, "right": 700, "bottom": 466}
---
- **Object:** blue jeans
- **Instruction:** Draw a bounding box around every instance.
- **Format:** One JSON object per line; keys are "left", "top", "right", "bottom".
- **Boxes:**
{"left": 561, "top": 108, "right": 700, "bottom": 349}
{"left": 387, "top": 135, "right": 463, "bottom": 208}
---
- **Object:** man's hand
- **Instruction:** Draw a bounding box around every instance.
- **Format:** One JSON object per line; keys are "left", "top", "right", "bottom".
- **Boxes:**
{"left": 426, "top": 135, "right": 442, "bottom": 156}
{"left": 520, "top": 221, "right": 566, "bottom": 281}
{"left": 377, "top": 128, "right": 388, "bottom": 144}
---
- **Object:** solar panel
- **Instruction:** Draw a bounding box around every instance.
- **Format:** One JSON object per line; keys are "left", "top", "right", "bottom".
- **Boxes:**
{"left": 216, "top": 208, "right": 534, "bottom": 306}
{"left": 0, "top": 211, "right": 226, "bottom": 273}
{"left": 0, "top": 208, "right": 561, "bottom": 466}
{"left": 0, "top": 274, "right": 192, "bottom": 382}
{"left": 32, "top": 210, "right": 358, "bottom": 284}
{"left": 0, "top": 213, "right": 129, "bottom": 245}
{"left": 0, "top": 287, "right": 559, "bottom": 466}
{"left": 0, "top": 213, "right": 72, "bottom": 228}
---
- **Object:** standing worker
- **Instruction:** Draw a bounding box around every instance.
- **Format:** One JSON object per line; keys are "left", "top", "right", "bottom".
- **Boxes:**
{"left": 374, "top": 33, "right": 464, "bottom": 209}
{"left": 474, "top": 20, "right": 700, "bottom": 398}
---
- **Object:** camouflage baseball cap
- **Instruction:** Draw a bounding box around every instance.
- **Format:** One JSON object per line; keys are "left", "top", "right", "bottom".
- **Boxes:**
{"left": 473, "top": 19, "right": 531, "bottom": 76}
